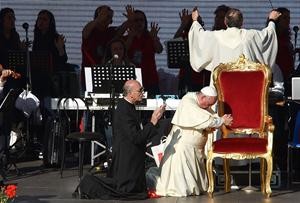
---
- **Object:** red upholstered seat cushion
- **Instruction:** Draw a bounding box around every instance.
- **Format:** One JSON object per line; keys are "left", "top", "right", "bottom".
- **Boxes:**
{"left": 213, "top": 137, "right": 267, "bottom": 153}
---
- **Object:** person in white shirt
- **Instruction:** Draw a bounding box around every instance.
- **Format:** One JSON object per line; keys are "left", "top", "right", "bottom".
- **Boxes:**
{"left": 189, "top": 7, "right": 282, "bottom": 81}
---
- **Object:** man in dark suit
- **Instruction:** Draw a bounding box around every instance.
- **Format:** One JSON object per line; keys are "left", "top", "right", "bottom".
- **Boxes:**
{"left": 77, "top": 80, "right": 166, "bottom": 200}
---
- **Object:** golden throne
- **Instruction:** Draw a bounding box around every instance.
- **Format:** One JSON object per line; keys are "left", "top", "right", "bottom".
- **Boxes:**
{"left": 206, "top": 55, "right": 274, "bottom": 198}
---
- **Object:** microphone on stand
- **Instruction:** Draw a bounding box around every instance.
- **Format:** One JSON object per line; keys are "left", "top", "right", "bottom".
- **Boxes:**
{"left": 22, "top": 22, "right": 30, "bottom": 47}
{"left": 22, "top": 22, "right": 29, "bottom": 31}
{"left": 293, "top": 26, "right": 299, "bottom": 33}
{"left": 108, "top": 54, "right": 119, "bottom": 64}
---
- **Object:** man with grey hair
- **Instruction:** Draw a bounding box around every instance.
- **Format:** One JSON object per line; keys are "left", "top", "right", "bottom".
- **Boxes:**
{"left": 146, "top": 86, "right": 233, "bottom": 197}
{"left": 189, "top": 7, "right": 282, "bottom": 82}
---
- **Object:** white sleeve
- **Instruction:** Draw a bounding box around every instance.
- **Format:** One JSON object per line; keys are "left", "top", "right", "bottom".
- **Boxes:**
{"left": 209, "top": 116, "right": 224, "bottom": 128}
{"left": 251, "top": 21, "right": 278, "bottom": 68}
{"left": 188, "top": 21, "right": 215, "bottom": 72}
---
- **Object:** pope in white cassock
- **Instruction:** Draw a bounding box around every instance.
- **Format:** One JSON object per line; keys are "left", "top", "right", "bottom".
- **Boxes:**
{"left": 188, "top": 7, "right": 282, "bottom": 79}
{"left": 146, "top": 86, "right": 233, "bottom": 196}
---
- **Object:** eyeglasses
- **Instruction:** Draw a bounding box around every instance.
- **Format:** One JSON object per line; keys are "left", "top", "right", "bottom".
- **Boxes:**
{"left": 133, "top": 87, "right": 144, "bottom": 93}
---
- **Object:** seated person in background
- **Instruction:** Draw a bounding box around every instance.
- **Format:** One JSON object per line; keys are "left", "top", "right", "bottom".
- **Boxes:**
{"left": 77, "top": 80, "right": 166, "bottom": 200}
{"left": 102, "top": 38, "right": 134, "bottom": 66}
{"left": 146, "top": 86, "right": 233, "bottom": 197}
{"left": 99, "top": 38, "right": 135, "bottom": 148}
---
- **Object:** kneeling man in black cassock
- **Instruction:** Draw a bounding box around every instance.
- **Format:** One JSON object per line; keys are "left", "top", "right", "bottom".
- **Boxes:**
{"left": 76, "top": 80, "right": 166, "bottom": 200}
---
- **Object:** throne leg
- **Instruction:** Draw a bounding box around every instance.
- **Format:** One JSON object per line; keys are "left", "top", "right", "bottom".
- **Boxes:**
{"left": 265, "top": 155, "right": 273, "bottom": 198}
{"left": 206, "top": 156, "right": 214, "bottom": 198}
{"left": 260, "top": 158, "right": 266, "bottom": 193}
{"left": 223, "top": 158, "right": 231, "bottom": 192}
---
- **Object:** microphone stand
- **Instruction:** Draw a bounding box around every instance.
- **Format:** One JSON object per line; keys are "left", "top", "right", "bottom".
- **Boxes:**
{"left": 24, "top": 27, "right": 31, "bottom": 94}
{"left": 24, "top": 25, "right": 33, "bottom": 151}
{"left": 107, "top": 55, "right": 119, "bottom": 138}
{"left": 108, "top": 60, "right": 115, "bottom": 138}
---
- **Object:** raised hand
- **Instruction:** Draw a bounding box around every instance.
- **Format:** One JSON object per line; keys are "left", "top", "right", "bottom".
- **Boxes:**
{"left": 121, "top": 5, "right": 135, "bottom": 31}
{"left": 149, "top": 22, "right": 160, "bottom": 39}
{"left": 269, "top": 10, "right": 282, "bottom": 21}
{"left": 123, "top": 4, "right": 135, "bottom": 21}
{"left": 179, "top": 9, "right": 191, "bottom": 26}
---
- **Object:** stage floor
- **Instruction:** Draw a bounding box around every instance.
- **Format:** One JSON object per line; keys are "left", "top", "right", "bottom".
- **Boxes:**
{"left": 3, "top": 160, "right": 300, "bottom": 203}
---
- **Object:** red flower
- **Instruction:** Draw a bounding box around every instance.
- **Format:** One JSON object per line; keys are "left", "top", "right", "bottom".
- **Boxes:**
{"left": 5, "top": 185, "right": 17, "bottom": 199}
{"left": 4, "top": 185, "right": 17, "bottom": 199}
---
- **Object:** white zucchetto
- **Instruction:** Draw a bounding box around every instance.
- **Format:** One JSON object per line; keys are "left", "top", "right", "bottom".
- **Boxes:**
{"left": 200, "top": 86, "right": 217, "bottom": 97}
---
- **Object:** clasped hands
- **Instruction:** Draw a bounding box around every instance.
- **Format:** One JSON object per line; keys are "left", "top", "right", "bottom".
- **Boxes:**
{"left": 222, "top": 114, "right": 233, "bottom": 126}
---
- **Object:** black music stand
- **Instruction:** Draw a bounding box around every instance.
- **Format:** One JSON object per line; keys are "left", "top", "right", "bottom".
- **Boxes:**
{"left": 167, "top": 39, "right": 194, "bottom": 97}
{"left": 166, "top": 40, "right": 190, "bottom": 69}
{"left": 8, "top": 51, "right": 52, "bottom": 74}
{"left": 8, "top": 51, "right": 27, "bottom": 76}
{"left": 90, "top": 65, "right": 135, "bottom": 94}
{"left": 90, "top": 65, "right": 135, "bottom": 134}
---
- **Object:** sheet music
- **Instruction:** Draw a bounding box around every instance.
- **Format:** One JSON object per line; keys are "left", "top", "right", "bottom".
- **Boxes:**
{"left": 135, "top": 68, "right": 143, "bottom": 86}
{"left": 84, "top": 65, "right": 135, "bottom": 94}
{"left": 84, "top": 67, "right": 93, "bottom": 92}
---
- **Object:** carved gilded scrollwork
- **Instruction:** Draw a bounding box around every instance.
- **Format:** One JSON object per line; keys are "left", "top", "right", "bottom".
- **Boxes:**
{"left": 206, "top": 55, "right": 273, "bottom": 198}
